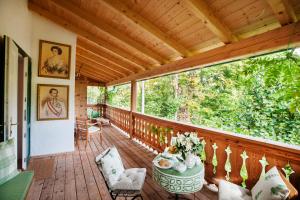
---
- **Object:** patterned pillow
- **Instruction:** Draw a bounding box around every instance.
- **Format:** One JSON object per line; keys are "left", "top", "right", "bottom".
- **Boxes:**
{"left": 0, "top": 139, "right": 19, "bottom": 185}
{"left": 218, "top": 180, "right": 252, "bottom": 200}
{"left": 251, "top": 166, "right": 289, "bottom": 200}
{"left": 100, "top": 147, "right": 125, "bottom": 188}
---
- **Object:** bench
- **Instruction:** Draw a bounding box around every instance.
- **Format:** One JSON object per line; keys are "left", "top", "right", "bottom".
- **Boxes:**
{"left": 0, "top": 171, "right": 34, "bottom": 200}
{"left": 0, "top": 139, "right": 34, "bottom": 200}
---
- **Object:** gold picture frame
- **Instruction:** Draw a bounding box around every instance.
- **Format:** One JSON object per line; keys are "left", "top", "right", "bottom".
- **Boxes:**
{"left": 38, "top": 40, "right": 71, "bottom": 79}
{"left": 37, "top": 84, "right": 69, "bottom": 121}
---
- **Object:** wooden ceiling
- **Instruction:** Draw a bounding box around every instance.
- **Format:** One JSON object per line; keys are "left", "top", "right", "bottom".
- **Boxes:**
{"left": 28, "top": 0, "right": 300, "bottom": 85}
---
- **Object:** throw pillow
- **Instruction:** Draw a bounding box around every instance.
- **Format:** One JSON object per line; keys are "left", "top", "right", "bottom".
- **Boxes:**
{"left": 218, "top": 180, "right": 252, "bottom": 200}
{"left": 251, "top": 166, "right": 289, "bottom": 200}
{"left": 0, "top": 139, "right": 19, "bottom": 185}
{"left": 100, "top": 147, "right": 125, "bottom": 188}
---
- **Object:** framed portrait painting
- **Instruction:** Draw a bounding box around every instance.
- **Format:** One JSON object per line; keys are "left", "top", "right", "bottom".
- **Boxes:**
{"left": 38, "top": 40, "right": 71, "bottom": 79}
{"left": 37, "top": 84, "right": 69, "bottom": 121}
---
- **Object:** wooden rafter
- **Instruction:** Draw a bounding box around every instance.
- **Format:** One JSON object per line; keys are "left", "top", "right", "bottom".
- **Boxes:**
{"left": 51, "top": 0, "right": 166, "bottom": 64}
{"left": 78, "top": 68, "right": 113, "bottom": 82}
{"left": 183, "top": 0, "right": 237, "bottom": 44}
{"left": 266, "top": 0, "right": 298, "bottom": 26}
{"left": 76, "top": 56, "right": 122, "bottom": 79}
{"left": 76, "top": 62, "right": 114, "bottom": 82}
{"left": 80, "top": 70, "right": 110, "bottom": 82}
{"left": 101, "top": 0, "right": 190, "bottom": 57}
{"left": 76, "top": 58, "right": 120, "bottom": 80}
{"left": 77, "top": 64, "right": 111, "bottom": 82}
{"left": 107, "top": 21, "right": 300, "bottom": 86}
{"left": 77, "top": 37, "right": 145, "bottom": 72}
{"left": 76, "top": 46, "right": 129, "bottom": 77}
{"left": 79, "top": 71, "right": 108, "bottom": 82}
{"left": 28, "top": 1, "right": 150, "bottom": 71}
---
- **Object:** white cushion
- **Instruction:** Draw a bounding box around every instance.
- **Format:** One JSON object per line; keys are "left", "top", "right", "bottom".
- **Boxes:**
{"left": 99, "top": 147, "right": 125, "bottom": 188}
{"left": 111, "top": 168, "right": 146, "bottom": 191}
{"left": 95, "top": 148, "right": 110, "bottom": 163}
{"left": 251, "top": 167, "right": 289, "bottom": 200}
{"left": 97, "top": 118, "right": 110, "bottom": 125}
{"left": 218, "top": 180, "right": 252, "bottom": 200}
{"left": 96, "top": 147, "right": 146, "bottom": 192}
{"left": 88, "top": 126, "right": 100, "bottom": 133}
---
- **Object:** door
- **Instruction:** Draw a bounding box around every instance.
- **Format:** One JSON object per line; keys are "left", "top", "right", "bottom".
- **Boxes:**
{"left": 22, "top": 57, "right": 29, "bottom": 169}
{"left": 4, "top": 36, "right": 19, "bottom": 141}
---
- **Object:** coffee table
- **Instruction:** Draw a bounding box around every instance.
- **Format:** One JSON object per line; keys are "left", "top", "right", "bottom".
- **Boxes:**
{"left": 152, "top": 155, "right": 205, "bottom": 199}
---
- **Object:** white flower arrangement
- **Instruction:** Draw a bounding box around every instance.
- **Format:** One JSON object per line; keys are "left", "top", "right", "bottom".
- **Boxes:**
{"left": 173, "top": 132, "right": 203, "bottom": 159}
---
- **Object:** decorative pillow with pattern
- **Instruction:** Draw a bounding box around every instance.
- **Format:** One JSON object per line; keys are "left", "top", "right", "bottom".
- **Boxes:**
{"left": 251, "top": 166, "right": 289, "bottom": 200}
{"left": 0, "top": 139, "right": 19, "bottom": 185}
{"left": 100, "top": 147, "right": 125, "bottom": 188}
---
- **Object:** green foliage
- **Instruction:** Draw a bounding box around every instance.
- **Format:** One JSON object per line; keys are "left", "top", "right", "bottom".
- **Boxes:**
{"left": 107, "top": 84, "right": 131, "bottom": 109}
{"left": 136, "top": 49, "right": 300, "bottom": 145}
{"left": 87, "top": 109, "right": 100, "bottom": 119}
{"left": 138, "top": 76, "right": 179, "bottom": 119}
{"left": 87, "top": 86, "right": 105, "bottom": 104}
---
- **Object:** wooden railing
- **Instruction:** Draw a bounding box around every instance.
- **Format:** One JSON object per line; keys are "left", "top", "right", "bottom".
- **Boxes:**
{"left": 105, "top": 105, "right": 130, "bottom": 133}
{"left": 86, "top": 104, "right": 104, "bottom": 117}
{"left": 102, "top": 104, "right": 300, "bottom": 190}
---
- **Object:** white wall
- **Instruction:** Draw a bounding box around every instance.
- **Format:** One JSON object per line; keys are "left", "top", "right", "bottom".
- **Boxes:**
{"left": 0, "top": 0, "right": 76, "bottom": 156}
{"left": 30, "top": 13, "right": 76, "bottom": 156}
{"left": 0, "top": 0, "right": 32, "bottom": 55}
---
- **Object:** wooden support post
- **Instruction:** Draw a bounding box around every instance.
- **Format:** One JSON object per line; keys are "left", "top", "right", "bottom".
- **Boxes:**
{"left": 141, "top": 80, "right": 145, "bottom": 114}
{"left": 103, "top": 86, "right": 108, "bottom": 118}
{"left": 130, "top": 80, "right": 137, "bottom": 138}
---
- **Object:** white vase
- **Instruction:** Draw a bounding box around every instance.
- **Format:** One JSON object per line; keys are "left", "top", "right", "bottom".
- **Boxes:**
{"left": 173, "top": 162, "right": 187, "bottom": 173}
{"left": 185, "top": 153, "right": 196, "bottom": 168}
{"left": 195, "top": 156, "right": 201, "bottom": 166}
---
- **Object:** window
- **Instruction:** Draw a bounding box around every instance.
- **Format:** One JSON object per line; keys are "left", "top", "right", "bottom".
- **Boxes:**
{"left": 107, "top": 83, "right": 131, "bottom": 110}
{"left": 87, "top": 86, "right": 105, "bottom": 105}
{"left": 137, "top": 49, "right": 300, "bottom": 145}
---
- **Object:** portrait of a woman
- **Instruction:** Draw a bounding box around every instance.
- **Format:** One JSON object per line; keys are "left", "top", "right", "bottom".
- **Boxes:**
{"left": 38, "top": 40, "right": 71, "bottom": 79}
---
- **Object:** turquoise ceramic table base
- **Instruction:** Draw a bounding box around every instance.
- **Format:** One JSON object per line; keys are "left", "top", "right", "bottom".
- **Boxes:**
{"left": 152, "top": 156, "right": 205, "bottom": 199}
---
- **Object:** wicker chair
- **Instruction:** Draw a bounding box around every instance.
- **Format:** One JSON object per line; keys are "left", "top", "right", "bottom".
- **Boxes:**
{"left": 76, "top": 117, "right": 101, "bottom": 147}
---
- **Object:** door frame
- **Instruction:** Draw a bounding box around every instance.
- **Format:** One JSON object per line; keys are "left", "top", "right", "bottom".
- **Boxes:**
{"left": 0, "top": 37, "right": 5, "bottom": 142}
{"left": 15, "top": 40, "right": 32, "bottom": 168}
{"left": 1, "top": 35, "right": 32, "bottom": 168}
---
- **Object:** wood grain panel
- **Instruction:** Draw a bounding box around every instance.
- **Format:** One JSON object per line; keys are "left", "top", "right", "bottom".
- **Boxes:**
{"left": 107, "top": 21, "right": 300, "bottom": 86}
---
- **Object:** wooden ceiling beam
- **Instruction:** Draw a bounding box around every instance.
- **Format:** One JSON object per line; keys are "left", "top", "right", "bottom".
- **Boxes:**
{"left": 76, "top": 54, "right": 124, "bottom": 78}
{"left": 76, "top": 46, "right": 130, "bottom": 77}
{"left": 51, "top": 0, "right": 166, "bottom": 64}
{"left": 101, "top": 0, "right": 190, "bottom": 57}
{"left": 79, "top": 71, "right": 109, "bottom": 83}
{"left": 77, "top": 37, "right": 145, "bottom": 72}
{"left": 183, "top": 0, "right": 237, "bottom": 44}
{"left": 28, "top": 1, "right": 150, "bottom": 71}
{"left": 76, "top": 59, "right": 119, "bottom": 80}
{"left": 77, "top": 64, "right": 111, "bottom": 82}
{"left": 266, "top": 0, "right": 298, "bottom": 26}
{"left": 107, "top": 21, "right": 300, "bottom": 86}
{"left": 76, "top": 56, "right": 121, "bottom": 79}
{"left": 80, "top": 69, "right": 110, "bottom": 82}
{"left": 76, "top": 62, "right": 114, "bottom": 82}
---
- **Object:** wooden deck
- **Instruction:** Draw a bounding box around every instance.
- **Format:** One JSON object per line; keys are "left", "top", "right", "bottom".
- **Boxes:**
{"left": 26, "top": 125, "right": 218, "bottom": 200}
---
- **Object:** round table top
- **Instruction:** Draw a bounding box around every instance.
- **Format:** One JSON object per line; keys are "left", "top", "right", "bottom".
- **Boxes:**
{"left": 152, "top": 154, "right": 205, "bottom": 194}
{"left": 154, "top": 161, "right": 203, "bottom": 177}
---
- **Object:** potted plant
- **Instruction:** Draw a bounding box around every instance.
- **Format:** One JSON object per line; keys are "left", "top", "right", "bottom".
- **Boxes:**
{"left": 172, "top": 132, "right": 203, "bottom": 168}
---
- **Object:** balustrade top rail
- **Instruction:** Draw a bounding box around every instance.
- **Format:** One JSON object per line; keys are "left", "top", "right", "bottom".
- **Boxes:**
{"left": 102, "top": 104, "right": 300, "bottom": 190}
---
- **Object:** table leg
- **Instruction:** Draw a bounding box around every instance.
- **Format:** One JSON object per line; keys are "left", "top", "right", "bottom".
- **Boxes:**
{"left": 168, "top": 193, "right": 191, "bottom": 200}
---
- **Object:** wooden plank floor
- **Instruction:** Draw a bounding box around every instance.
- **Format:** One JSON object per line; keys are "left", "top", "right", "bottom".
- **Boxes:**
{"left": 26, "top": 126, "right": 218, "bottom": 200}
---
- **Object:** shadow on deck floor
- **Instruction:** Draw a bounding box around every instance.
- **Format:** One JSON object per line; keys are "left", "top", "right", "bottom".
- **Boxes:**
{"left": 26, "top": 126, "right": 218, "bottom": 200}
